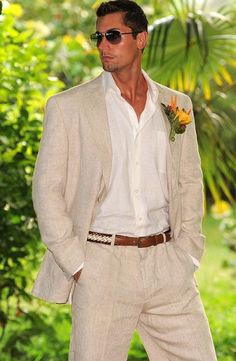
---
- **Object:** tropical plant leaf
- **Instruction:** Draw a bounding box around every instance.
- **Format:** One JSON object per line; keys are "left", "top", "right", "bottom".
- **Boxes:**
{"left": 145, "top": 0, "right": 236, "bottom": 204}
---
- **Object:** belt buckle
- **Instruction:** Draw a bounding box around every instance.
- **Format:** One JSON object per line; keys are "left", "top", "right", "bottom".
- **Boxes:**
{"left": 137, "top": 237, "right": 143, "bottom": 248}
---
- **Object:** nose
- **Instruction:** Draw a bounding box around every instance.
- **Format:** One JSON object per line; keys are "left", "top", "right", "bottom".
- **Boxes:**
{"left": 98, "top": 35, "right": 111, "bottom": 50}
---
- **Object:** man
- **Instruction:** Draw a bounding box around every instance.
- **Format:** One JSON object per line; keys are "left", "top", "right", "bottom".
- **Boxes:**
{"left": 32, "top": 1, "right": 217, "bottom": 360}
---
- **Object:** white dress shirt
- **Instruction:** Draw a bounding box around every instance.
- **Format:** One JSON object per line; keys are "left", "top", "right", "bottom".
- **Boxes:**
{"left": 73, "top": 70, "right": 199, "bottom": 274}
{"left": 90, "top": 70, "right": 169, "bottom": 236}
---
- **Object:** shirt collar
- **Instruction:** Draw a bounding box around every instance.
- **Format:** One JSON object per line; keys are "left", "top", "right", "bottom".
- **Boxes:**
{"left": 103, "top": 71, "right": 121, "bottom": 97}
{"left": 142, "top": 70, "right": 159, "bottom": 103}
{"left": 102, "top": 70, "right": 159, "bottom": 103}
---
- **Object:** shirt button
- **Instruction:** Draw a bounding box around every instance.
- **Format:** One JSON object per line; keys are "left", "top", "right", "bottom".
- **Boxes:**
{"left": 135, "top": 189, "right": 139, "bottom": 194}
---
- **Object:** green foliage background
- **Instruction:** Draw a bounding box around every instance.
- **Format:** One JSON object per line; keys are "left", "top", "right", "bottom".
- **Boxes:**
{"left": 0, "top": 1, "right": 235, "bottom": 360}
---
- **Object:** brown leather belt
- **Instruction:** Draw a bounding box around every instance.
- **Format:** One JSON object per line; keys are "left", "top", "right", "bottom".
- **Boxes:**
{"left": 87, "top": 229, "right": 171, "bottom": 248}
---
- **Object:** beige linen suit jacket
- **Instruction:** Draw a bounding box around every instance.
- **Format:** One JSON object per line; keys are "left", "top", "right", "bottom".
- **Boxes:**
{"left": 32, "top": 72, "right": 205, "bottom": 304}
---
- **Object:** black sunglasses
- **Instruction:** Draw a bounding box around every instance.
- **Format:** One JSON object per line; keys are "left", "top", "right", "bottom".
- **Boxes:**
{"left": 90, "top": 29, "right": 141, "bottom": 46}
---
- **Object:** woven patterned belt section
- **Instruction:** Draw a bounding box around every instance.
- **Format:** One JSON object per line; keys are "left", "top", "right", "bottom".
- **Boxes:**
{"left": 87, "top": 229, "right": 171, "bottom": 248}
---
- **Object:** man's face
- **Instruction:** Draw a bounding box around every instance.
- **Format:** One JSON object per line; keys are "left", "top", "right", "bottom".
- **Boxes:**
{"left": 96, "top": 12, "right": 144, "bottom": 73}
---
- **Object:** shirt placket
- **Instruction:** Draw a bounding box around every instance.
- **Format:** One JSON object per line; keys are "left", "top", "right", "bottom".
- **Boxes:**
{"left": 133, "top": 133, "right": 146, "bottom": 233}
{"left": 126, "top": 105, "right": 146, "bottom": 234}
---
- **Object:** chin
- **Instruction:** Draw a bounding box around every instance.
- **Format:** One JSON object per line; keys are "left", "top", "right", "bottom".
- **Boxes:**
{"left": 102, "top": 63, "right": 118, "bottom": 72}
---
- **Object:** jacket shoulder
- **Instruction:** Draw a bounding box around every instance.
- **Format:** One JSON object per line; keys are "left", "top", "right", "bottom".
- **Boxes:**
{"left": 46, "top": 73, "right": 103, "bottom": 107}
{"left": 155, "top": 82, "right": 192, "bottom": 106}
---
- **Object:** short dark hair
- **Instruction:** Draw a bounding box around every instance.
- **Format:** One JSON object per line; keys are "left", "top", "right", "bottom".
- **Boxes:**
{"left": 96, "top": 0, "right": 148, "bottom": 36}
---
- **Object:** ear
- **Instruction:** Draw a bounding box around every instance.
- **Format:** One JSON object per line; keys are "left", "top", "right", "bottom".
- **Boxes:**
{"left": 136, "top": 31, "right": 148, "bottom": 50}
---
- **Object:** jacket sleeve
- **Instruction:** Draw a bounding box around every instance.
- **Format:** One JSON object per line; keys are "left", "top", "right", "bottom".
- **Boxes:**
{"left": 176, "top": 95, "right": 205, "bottom": 262}
{"left": 32, "top": 97, "right": 85, "bottom": 280}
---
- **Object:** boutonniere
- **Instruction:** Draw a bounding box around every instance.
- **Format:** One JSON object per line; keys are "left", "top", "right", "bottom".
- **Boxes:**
{"left": 161, "top": 96, "right": 191, "bottom": 141}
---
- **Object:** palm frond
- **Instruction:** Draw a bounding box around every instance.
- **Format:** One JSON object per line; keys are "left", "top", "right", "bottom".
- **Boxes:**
{"left": 145, "top": 1, "right": 236, "bottom": 204}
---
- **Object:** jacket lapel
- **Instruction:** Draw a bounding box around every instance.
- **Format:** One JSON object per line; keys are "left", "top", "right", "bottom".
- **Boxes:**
{"left": 157, "top": 88, "right": 179, "bottom": 188}
{"left": 79, "top": 74, "right": 112, "bottom": 190}
{"left": 156, "top": 85, "right": 182, "bottom": 231}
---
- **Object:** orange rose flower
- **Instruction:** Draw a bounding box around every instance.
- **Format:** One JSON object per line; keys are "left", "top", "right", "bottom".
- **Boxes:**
{"left": 176, "top": 109, "right": 191, "bottom": 125}
{"left": 161, "top": 96, "right": 192, "bottom": 141}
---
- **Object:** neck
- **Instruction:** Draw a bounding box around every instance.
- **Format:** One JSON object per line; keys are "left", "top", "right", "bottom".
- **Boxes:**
{"left": 111, "top": 67, "right": 147, "bottom": 102}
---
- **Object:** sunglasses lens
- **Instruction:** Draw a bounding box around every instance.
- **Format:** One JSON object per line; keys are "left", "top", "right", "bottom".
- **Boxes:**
{"left": 106, "top": 30, "right": 121, "bottom": 44}
{"left": 90, "top": 32, "right": 103, "bottom": 46}
{"left": 90, "top": 30, "right": 122, "bottom": 47}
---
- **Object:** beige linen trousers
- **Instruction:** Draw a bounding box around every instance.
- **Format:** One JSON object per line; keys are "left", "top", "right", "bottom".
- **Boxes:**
{"left": 32, "top": 72, "right": 217, "bottom": 360}
{"left": 70, "top": 240, "right": 216, "bottom": 361}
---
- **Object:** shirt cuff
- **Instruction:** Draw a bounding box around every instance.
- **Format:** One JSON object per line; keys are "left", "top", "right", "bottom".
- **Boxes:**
{"left": 189, "top": 254, "right": 200, "bottom": 268}
{"left": 73, "top": 262, "right": 84, "bottom": 275}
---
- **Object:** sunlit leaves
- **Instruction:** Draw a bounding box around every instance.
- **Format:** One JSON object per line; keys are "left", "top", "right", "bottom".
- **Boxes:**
{"left": 145, "top": 0, "right": 236, "bottom": 205}
{"left": 3, "top": 3, "right": 23, "bottom": 18}
{"left": 146, "top": 2, "right": 236, "bottom": 98}
{"left": 0, "top": 5, "right": 63, "bottom": 344}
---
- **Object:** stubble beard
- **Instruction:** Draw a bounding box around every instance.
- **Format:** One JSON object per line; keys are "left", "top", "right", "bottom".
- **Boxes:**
{"left": 101, "top": 62, "right": 119, "bottom": 72}
{"left": 100, "top": 55, "right": 120, "bottom": 72}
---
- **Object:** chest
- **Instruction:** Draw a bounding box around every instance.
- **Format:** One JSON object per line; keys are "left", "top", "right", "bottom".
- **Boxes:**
{"left": 122, "top": 94, "right": 147, "bottom": 120}
{"left": 106, "top": 99, "right": 168, "bottom": 171}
